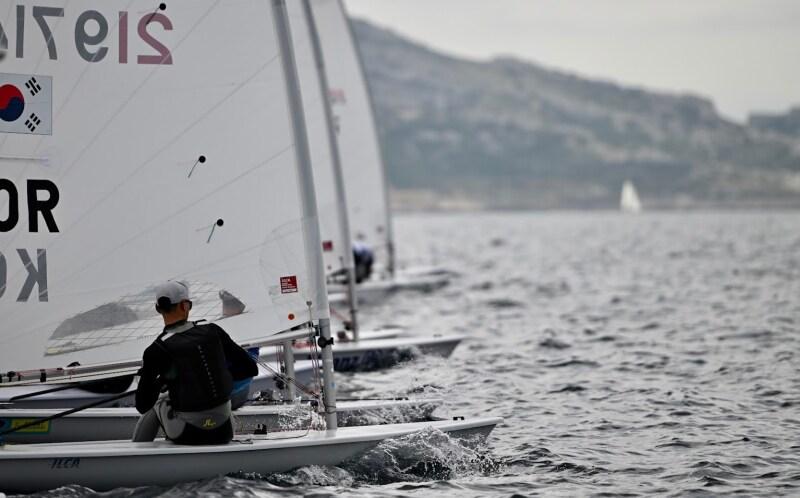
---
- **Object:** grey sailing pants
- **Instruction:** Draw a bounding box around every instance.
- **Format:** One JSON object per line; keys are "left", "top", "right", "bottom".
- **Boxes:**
{"left": 132, "top": 393, "right": 233, "bottom": 442}
{"left": 132, "top": 393, "right": 184, "bottom": 442}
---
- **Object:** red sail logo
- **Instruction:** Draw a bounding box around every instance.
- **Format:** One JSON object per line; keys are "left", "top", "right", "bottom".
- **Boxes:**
{"left": 280, "top": 276, "right": 298, "bottom": 294}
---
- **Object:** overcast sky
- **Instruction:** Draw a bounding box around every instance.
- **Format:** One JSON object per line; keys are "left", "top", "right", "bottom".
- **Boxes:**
{"left": 345, "top": 0, "right": 800, "bottom": 122}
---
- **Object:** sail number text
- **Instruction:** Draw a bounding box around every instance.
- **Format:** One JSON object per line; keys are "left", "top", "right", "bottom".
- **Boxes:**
{"left": 0, "top": 5, "right": 173, "bottom": 65}
{"left": 0, "top": 179, "right": 58, "bottom": 302}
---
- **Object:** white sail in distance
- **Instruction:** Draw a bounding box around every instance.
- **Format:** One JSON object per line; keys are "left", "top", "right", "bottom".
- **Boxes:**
{"left": 620, "top": 180, "right": 643, "bottom": 213}
{"left": 310, "top": 0, "right": 394, "bottom": 275}
{"left": 0, "top": 0, "right": 328, "bottom": 374}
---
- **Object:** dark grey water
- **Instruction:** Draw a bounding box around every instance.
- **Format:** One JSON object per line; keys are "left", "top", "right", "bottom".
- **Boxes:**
{"left": 24, "top": 211, "right": 800, "bottom": 497}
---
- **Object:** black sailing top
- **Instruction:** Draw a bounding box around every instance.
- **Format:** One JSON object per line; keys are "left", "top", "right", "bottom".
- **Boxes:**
{"left": 135, "top": 321, "right": 258, "bottom": 414}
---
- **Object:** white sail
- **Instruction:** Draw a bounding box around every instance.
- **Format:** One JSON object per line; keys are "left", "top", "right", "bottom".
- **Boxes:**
{"left": 310, "top": 0, "right": 394, "bottom": 275}
{"left": 620, "top": 180, "right": 643, "bottom": 213}
{"left": 0, "top": 0, "right": 328, "bottom": 374}
{"left": 286, "top": 1, "right": 352, "bottom": 282}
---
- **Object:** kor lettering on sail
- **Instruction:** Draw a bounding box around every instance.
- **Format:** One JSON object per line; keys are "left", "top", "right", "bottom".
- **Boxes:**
{"left": 0, "top": 178, "right": 59, "bottom": 302}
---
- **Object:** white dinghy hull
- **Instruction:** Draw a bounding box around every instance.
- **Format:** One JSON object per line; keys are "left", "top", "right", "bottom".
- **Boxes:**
{"left": 0, "top": 417, "right": 502, "bottom": 493}
{"left": 0, "top": 398, "right": 442, "bottom": 444}
{"left": 0, "top": 362, "right": 315, "bottom": 410}
{"left": 329, "top": 270, "right": 451, "bottom": 306}
{"left": 0, "top": 378, "right": 137, "bottom": 410}
{"left": 265, "top": 334, "right": 464, "bottom": 372}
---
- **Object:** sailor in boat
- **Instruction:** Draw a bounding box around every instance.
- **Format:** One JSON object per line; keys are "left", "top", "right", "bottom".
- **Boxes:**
{"left": 352, "top": 241, "right": 375, "bottom": 283}
{"left": 132, "top": 281, "right": 258, "bottom": 444}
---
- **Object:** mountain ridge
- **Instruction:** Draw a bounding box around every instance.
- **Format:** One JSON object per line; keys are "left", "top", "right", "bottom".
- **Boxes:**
{"left": 351, "top": 19, "right": 800, "bottom": 210}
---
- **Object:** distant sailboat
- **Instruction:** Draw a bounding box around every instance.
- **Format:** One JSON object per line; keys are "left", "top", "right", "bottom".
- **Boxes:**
{"left": 312, "top": 0, "right": 452, "bottom": 305}
{"left": 620, "top": 180, "right": 642, "bottom": 213}
{"left": 276, "top": 0, "right": 464, "bottom": 371}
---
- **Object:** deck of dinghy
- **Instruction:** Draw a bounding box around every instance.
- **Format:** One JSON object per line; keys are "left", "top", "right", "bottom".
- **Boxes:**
{"left": 0, "top": 418, "right": 502, "bottom": 493}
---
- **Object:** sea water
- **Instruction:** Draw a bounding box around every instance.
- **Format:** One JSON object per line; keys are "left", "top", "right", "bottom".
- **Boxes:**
{"left": 26, "top": 211, "right": 800, "bottom": 497}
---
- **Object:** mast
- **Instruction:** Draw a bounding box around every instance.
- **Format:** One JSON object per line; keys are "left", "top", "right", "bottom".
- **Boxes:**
{"left": 272, "top": 0, "right": 337, "bottom": 430}
{"left": 302, "top": 0, "right": 359, "bottom": 340}
{"left": 338, "top": 0, "right": 396, "bottom": 276}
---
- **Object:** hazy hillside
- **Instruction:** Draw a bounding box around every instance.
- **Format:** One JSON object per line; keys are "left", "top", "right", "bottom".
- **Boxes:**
{"left": 351, "top": 20, "right": 800, "bottom": 210}
{"left": 749, "top": 107, "right": 800, "bottom": 137}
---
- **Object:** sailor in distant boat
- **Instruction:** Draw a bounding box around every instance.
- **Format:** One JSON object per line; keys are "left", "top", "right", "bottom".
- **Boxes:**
{"left": 132, "top": 281, "right": 258, "bottom": 444}
{"left": 352, "top": 241, "right": 375, "bottom": 283}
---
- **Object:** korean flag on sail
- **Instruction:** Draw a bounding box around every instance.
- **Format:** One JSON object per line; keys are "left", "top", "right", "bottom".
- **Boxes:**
{"left": 0, "top": 73, "right": 53, "bottom": 135}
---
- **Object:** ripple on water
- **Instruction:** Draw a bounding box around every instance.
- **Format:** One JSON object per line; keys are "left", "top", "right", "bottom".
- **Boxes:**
{"left": 549, "top": 384, "right": 588, "bottom": 394}
{"left": 544, "top": 358, "right": 600, "bottom": 369}
{"left": 538, "top": 337, "right": 572, "bottom": 350}
{"left": 484, "top": 298, "right": 526, "bottom": 309}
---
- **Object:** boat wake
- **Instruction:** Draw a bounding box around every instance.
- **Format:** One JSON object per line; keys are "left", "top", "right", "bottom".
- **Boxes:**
{"left": 198, "top": 428, "right": 497, "bottom": 495}
{"left": 247, "top": 465, "right": 355, "bottom": 488}
{"left": 231, "top": 427, "right": 500, "bottom": 489}
{"left": 342, "top": 427, "right": 501, "bottom": 484}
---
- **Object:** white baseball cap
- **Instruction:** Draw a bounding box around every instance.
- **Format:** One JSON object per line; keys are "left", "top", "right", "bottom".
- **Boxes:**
{"left": 154, "top": 281, "right": 190, "bottom": 307}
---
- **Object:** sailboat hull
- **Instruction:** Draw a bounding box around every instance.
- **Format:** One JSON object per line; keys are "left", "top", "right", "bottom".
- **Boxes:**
{"left": 329, "top": 268, "right": 451, "bottom": 305}
{"left": 0, "top": 363, "right": 315, "bottom": 410}
{"left": 265, "top": 334, "right": 464, "bottom": 372}
{"left": 0, "top": 398, "right": 442, "bottom": 444}
{"left": 0, "top": 417, "right": 502, "bottom": 493}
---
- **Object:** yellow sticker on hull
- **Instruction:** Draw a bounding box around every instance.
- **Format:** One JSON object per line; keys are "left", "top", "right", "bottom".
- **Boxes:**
{"left": 1, "top": 418, "right": 52, "bottom": 434}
